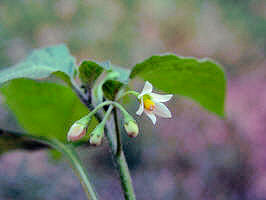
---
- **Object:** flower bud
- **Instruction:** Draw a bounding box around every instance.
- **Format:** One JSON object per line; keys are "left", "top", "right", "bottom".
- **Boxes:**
{"left": 67, "top": 123, "right": 86, "bottom": 142}
{"left": 89, "top": 124, "right": 104, "bottom": 146}
{"left": 124, "top": 120, "right": 139, "bottom": 137}
{"left": 120, "top": 109, "right": 139, "bottom": 138}
{"left": 67, "top": 115, "right": 91, "bottom": 142}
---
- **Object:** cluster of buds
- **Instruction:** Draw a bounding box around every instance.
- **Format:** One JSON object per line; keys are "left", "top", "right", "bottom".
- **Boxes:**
{"left": 67, "top": 81, "right": 172, "bottom": 145}
{"left": 67, "top": 103, "right": 139, "bottom": 145}
{"left": 67, "top": 102, "right": 108, "bottom": 145}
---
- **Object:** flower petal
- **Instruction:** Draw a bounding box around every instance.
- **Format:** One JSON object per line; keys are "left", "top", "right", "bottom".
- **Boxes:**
{"left": 154, "top": 102, "right": 172, "bottom": 118}
{"left": 138, "top": 81, "right": 153, "bottom": 98}
{"left": 150, "top": 93, "right": 173, "bottom": 102}
{"left": 136, "top": 98, "right": 144, "bottom": 115}
{"left": 145, "top": 110, "right": 157, "bottom": 125}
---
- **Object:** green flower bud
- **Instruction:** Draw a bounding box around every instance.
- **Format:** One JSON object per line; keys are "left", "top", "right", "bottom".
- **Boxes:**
{"left": 89, "top": 124, "right": 104, "bottom": 146}
{"left": 124, "top": 120, "right": 139, "bottom": 137}
{"left": 117, "top": 105, "right": 139, "bottom": 138}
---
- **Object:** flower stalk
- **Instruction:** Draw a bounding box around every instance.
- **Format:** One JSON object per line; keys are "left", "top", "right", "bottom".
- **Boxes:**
{"left": 72, "top": 80, "right": 137, "bottom": 199}
{"left": 89, "top": 105, "right": 113, "bottom": 146}
{"left": 113, "top": 107, "right": 136, "bottom": 199}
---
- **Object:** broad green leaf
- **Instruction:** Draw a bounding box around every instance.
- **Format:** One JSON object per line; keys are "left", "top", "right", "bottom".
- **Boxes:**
{"left": 0, "top": 44, "right": 76, "bottom": 85}
{"left": 130, "top": 55, "right": 226, "bottom": 116}
{"left": 0, "top": 79, "right": 97, "bottom": 143}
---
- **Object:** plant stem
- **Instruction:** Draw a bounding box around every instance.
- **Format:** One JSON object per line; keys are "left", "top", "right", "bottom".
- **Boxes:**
{"left": 95, "top": 106, "right": 136, "bottom": 200}
{"left": 113, "top": 107, "right": 136, "bottom": 200}
{"left": 114, "top": 107, "right": 122, "bottom": 156}
{"left": 116, "top": 91, "right": 139, "bottom": 101}
{"left": 115, "top": 151, "right": 136, "bottom": 200}
{"left": 51, "top": 140, "right": 98, "bottom": 200}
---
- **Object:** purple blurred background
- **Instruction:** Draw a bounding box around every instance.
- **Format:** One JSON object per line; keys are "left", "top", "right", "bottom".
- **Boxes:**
{"left": 0, "top": 0, "right": 265, "bottom": 199}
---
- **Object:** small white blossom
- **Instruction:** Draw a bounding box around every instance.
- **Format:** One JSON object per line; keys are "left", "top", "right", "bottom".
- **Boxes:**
{"left": 136, "top": 81, "right": 173, "bottom": 125}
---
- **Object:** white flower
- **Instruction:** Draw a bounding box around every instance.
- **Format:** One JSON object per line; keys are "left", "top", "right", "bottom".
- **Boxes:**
{"left": 136, "top": 81, "right": 173, "bottom": 125}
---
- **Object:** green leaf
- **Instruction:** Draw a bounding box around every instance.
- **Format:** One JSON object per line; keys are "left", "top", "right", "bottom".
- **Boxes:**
{"left": 102, "top": 80, "right": 123, "bottom": 100}
{"left": 79, "top": 60, "right": 130, "bottom": 85}
{"left": 0, "top": 44, "right": 76, "bottom": 85}
{"left": 0, "top": 79, "right": 97, "bottom": 143}
{"left": 78, "top": 61, "right": 104, "bottom": 87}
{"left": 78, "top": 60, "right": 130, "bottom": 100}
{"left": 130, "top": 55, "right": 226, "bottom": 116}
{"left": 102, "top": 63, "right": 130, "bottom": 100}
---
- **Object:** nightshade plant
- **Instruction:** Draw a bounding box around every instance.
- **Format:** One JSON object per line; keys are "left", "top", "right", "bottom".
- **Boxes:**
{"left": 0, "top": 44, "right": 226, "bottom": 200}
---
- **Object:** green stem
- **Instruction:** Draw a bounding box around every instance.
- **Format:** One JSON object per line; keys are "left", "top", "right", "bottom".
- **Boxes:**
{"left": 94, "top": 104, "right": 136, "bottom": 200}
{"left": 113, "top": 107, "right": 136, "bottom": 200}
{"left": 35, "top": 137, "right": 98, "bottom": 200}
{"left": 117, "top": 91, "right": 139, "bottom": 101}
{"left": 51, "top": 140, "right": 98, "bottom": 200}
{"left": 116, "top": 152, "right": 136, "bottom": 200}
{"left": 113, "top": 107, "right": 122, "bottom": 157}
{"left": 85, "top": 101, "right": 132, "bottom": 123}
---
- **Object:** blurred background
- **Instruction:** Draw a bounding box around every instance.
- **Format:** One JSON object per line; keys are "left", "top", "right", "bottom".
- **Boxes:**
{"left": 0, "top": 0, "right": 266, "bottom": 199}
